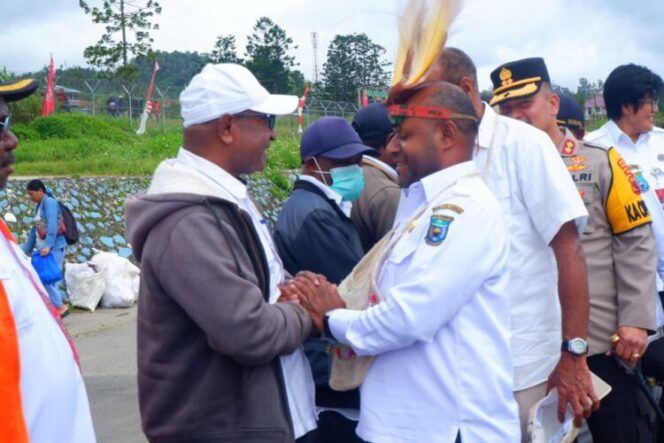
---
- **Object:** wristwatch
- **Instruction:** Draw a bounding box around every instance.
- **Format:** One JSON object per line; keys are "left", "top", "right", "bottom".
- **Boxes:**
{"left": 561, "top": 337, "right": 588, "bottom": 356}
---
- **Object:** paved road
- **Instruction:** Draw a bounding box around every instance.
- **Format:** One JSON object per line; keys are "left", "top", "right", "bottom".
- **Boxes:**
{"left": 64, "top": 305, "right": 596, "bottom": 443}
{"left": 65, "top": 306, "right": 147, "bottom": 443}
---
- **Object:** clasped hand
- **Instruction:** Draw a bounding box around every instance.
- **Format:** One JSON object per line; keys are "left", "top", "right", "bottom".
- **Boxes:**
{"left": 277, "top": 271, "right": 345, "bottom": 332}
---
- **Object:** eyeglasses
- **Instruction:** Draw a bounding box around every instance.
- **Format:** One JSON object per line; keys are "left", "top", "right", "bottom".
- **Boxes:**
{"left": 639, "top": 98, "right": 659, "bottom": 111}
{"left": 233, "top": 112, "right": 276, "bottom": 130}
{"left": 0, "top": 115, "right": 10, "bottom": 136}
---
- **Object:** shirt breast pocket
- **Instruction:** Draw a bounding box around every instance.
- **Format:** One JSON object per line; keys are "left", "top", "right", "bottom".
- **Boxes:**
{"left": 577, "top": 183, "right": 598, "bottom": 235}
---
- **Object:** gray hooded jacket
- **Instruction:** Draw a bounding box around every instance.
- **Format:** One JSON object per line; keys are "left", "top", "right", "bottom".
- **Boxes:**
{"left": 125, "top": 158, "right": 311, "bottom": 443}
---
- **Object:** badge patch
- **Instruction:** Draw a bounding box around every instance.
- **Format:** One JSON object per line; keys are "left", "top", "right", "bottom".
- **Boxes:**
{"left": 630, "top": 165, "right": 651, "bottom": 192}
{"left": 567, "top": 155, "right": 587, "bottom": 171}
{"left": 425, "top": 215, "right": 453, "bottom": 246}
{"left": 561, "top": 139, "right": 576, "bottom": 156}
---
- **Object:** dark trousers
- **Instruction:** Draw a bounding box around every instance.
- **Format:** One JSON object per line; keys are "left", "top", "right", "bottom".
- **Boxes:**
{"left": 587, "top": 353, "right": 654, "bottom": 443}
{"left": 296, "top": 411, "right": 365, "bottom": 443}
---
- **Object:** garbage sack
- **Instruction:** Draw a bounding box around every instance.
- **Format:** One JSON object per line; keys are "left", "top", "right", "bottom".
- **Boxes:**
{"left": 89, "top": 251, "right": 140, "bottom": 308}
{"left": 64, "top": 262, "right": 106, "bottom": 312}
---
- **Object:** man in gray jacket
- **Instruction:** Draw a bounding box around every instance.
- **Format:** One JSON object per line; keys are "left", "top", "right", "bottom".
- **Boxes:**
{"left": 125, "top": 64, "right": 316, "bottom": 442}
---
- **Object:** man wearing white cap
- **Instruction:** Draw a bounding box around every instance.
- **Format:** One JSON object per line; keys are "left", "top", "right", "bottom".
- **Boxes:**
{"left": 125, "top": 64, "right": 317, "bottom": 442}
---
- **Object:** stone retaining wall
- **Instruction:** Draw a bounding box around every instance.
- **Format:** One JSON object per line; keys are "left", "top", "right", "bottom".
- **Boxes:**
{"left": 0, "top": 175, "right": 286, "bottom": 264}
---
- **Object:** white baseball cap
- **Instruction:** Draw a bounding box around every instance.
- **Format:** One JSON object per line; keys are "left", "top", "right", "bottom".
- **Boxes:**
{"left": 180, "top": 63, "right": 298, "bottom": 128}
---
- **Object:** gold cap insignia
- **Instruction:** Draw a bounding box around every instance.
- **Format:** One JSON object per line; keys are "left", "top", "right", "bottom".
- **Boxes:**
{"left": 499, "top": 67, "right": 513, "bottom": 87}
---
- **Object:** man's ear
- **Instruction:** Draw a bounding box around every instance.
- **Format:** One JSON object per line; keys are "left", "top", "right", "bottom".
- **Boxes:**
{"left": 216, "top": 115, "right": 234, "bottom": 144}
{"left": 302, "top": 158, "right": 316, "bottom": 174}
{"left": 550, "top": 93, "right": 560, "bottom": 117}
{"left": 459, "top": 76, "right": 474, "bottom": 95}
{"left": 438, "top": 120, "right": 457, "bottom": 150}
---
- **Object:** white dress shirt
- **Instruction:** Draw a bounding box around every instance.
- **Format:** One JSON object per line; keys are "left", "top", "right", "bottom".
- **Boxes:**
{"left": 477, "top": 104, "right": 589, "bottom": 391}
{"left": 0, "top": 228, "right": 97, "bottom": 442}
{"left": 175, "top": 148, "right": 317, "bottom": 438}
{"left": 586, "top": 121, "right": 664, "bottom": 327}
{"left": 328, "top": 161, "right": 520, "bottom": 443}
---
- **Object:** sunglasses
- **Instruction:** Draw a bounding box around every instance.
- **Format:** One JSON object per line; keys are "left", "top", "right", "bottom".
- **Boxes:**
{"left": 0, "top": 115, "right": 10, "bottom": 136}
{"left": 233, "top": 112, "right": 276, "bottom": 130}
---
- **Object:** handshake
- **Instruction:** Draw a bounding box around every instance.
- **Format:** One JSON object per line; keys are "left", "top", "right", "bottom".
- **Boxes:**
{"left": 278, "top": 271, "right": 346, "bottom": 333}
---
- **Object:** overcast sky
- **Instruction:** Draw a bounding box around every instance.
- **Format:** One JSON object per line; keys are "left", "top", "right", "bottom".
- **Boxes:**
{"left": 4, "top": 0, "right": 663, "bottom": 92}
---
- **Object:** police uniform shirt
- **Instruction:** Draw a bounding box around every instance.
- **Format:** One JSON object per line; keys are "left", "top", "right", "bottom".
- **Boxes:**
{"left": 587, "top": 121, "right": 664, "bottom": 327}
{"left": 557, "top": 128, "right": 656, "bottom": 355}
{"left": 476, "top": 104, "right": 588, "bottom": 391}
{"left": 328, "top": 161, "right": 520, "bottom": 443}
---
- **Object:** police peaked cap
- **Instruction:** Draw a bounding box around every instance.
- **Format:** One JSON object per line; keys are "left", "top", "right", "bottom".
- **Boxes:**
{"left": 557, "top": 94, "right": 585, "bottom": 129}
{"left": 490, "top": 57, "right": 550, "bottom": 106}
{"left": 0, "top": 78, "right": 40, "bottom": 103}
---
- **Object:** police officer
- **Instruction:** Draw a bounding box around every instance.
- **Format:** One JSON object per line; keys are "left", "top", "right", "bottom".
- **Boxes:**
{"left": 493, "top": 57, "right": 657, "bottom": 443}
{"left": 557, "top": 94, "right": 586, "bottom": 140}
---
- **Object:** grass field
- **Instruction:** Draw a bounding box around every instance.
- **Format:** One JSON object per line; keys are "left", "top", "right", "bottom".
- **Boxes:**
{"left": 11, "top": 114, "right": 303, "bottom": 196}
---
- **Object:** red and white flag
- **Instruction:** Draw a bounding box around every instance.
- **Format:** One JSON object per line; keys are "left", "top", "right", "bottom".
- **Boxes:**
{"left": 41, "top": 54, "right": 55, "bottom": 116}
{"left": 136, "top": 61, "right": 160, "bottom": 135}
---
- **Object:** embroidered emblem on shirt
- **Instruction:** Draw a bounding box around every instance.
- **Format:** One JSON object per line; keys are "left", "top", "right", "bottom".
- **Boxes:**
{"left": 567, "top": 155, "right": 586, "bottom": 171}
{"left": 432, "top": 203, "right": 464, "bottom": 214}
{"left": 561, "top": 139, "right": 576, "bottom": 156}
{"left": 630, "top": 164, "right": 651, "bottom": 192}
{"left": 658, "top": 154, "right": 664, "bottom": 162}
{"left": 425, "top": 215, "right": 453, "bottom": 246}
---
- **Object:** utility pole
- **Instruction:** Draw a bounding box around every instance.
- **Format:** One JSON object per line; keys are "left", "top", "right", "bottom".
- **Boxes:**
{"left": 120, "top": 0, "right": 128, "bottom": 68}
{"left": 311, "top": 32, "right": 319, "bottom": 84}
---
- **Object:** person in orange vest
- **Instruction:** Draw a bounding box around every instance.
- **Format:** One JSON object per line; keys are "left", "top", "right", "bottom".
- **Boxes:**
{"left": 0, "top": 78, "right": 96, "bottom": 442}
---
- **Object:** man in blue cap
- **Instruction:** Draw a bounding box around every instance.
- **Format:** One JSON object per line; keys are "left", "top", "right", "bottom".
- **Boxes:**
{"left": 275, "top": 116, "right": 373, "bottom": 443}
{"left": 351, "top": 103, "right": 400, "bottom": 252}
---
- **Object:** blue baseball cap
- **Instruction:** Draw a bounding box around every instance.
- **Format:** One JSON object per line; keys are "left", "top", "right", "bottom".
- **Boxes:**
{"left": 300, "top": 117, "right": 374, "bottom": 161}
{"left": 352, "top": 102, "right": 393, "bottom": 143}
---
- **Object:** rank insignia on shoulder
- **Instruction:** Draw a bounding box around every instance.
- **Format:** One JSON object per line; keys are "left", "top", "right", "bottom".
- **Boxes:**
{"left": 561, "top": 139, "right": 576, "bottom": 156}
{"left": 425, "top": 214, "right": 453, "bottom": 246}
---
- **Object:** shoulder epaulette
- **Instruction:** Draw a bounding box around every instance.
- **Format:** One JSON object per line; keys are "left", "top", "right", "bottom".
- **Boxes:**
{"left": 581, "top": 140, "right": 608, "bottom": 151}
{"left": 560, "top": 138, "right": 577, "bottom": 156}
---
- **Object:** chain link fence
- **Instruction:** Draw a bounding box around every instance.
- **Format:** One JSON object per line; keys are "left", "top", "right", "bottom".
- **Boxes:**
{"left": 48, "top": 78, "right": 360, "bottom": 133}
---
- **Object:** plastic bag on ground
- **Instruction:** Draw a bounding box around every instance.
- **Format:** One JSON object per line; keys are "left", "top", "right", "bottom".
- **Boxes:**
{"left": 64, "top": 262, "right": 106, "bottom": 312}
{"left": 89, "top": 250, "right": 140, "bottom": 308}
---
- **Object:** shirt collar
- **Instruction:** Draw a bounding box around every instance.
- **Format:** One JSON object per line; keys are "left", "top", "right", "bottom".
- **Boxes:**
{"left": 363, "top": 155, "right": 398, "bottom": 179}
{"left": 176, "top": 147, "right": 248, "bottom": 200}
{"left": 605, "top": 119, "right": 651, "bottom": 147}
{"left": 477, "top": 102, "right": 496, "bottom": 149}
{"left": 408, "top": 160, "right": 479, "bottom": 204}
{"left": 297, "top": 174, "right": 352, "bottom": 217}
